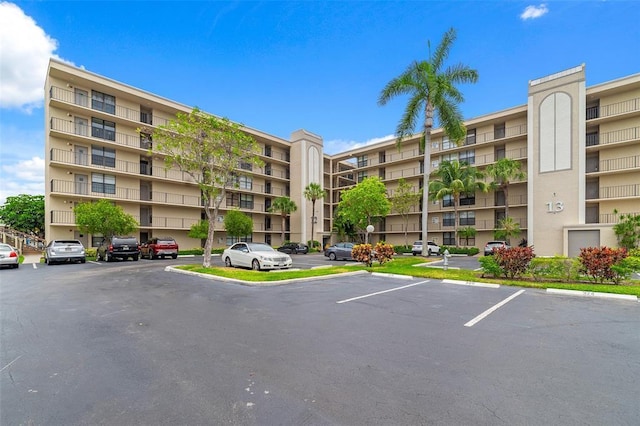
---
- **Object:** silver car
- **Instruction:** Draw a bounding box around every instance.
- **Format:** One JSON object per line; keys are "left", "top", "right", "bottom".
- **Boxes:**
{"left": 223, "top": 242, "right": 292, "bottom": 271}
{"left": 45, "top": 240, "right": 86, "bottom": 265}
{"left": 0, "top": 244, "right": 20, "bottom": 269}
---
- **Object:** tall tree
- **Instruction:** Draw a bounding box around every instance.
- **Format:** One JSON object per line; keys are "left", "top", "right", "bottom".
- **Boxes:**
{"left": 390, "top": 178, "right": 421, "bottom": 247}
{"left": 150, "top": 108, "right": 263, "bottom": 267}
{"left": 303, "top": 182, "right": 325, "bottom": 248}
{"left": 269, "top": 197, "right": 297, "bottom": 243}
{"left": 428, "top": 160, "right": 488, "bottom": 246}
{"left": 224, "top": 209, "right": 253, "bottom": 241}
{"left": 486, "top": 157, "right": 526, "bottom": 219}
{"left": 0, "top": 194, "right": 45, "bottom": 237}
{"left": 74, "top": 199, "right": 138, "bottom": 238}
{"left": 494, "top": 217, "right": 522, "bottom": 245}
{"left": 337, "top": 177, "right": 391, "bottom": 242}
{"left": 378, "top": 27, "right": 478, "bottom": 255}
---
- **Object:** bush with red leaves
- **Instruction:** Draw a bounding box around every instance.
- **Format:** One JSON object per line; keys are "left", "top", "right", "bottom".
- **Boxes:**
{"left": 578, "top": 246, "right": 628, "bottom": 284}
{"left": 374, "top": 242, "right": 395, "bottom": 265}
{"left": 494, "top": 246, "right": 535, "bottom": 278}
{"left": 352, "top": 244, "right": 375, "bottom": 267}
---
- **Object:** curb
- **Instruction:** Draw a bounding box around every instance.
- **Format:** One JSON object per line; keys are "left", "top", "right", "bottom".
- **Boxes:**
{"left": 442, "top": 279, "right": 500, "bottom": 289}
{"left": 165, "top": 266, "right": 368, "bottom": 286}
{"left": 371, "top": 272, "right": 414, "bottom": 280}
{"left": 546, "top": 288, "right": 638, "bottom": 302}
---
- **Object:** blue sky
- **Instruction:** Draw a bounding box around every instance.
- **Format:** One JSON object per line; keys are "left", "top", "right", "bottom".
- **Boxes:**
{"left": 1, "top": 1, "right": 639, "bottom": 204}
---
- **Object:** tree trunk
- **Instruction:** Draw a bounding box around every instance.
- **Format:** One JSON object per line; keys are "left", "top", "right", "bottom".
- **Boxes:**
{"left": 310, "top": 199, "right": 316, "bottom": 247}
{"left": 281, "top": 215, "right": 286, "bottom": 243}
{"left": 503, "top": 183, "right": 510, "bottom": 219}
{"left": 454, "top": 195, "right": 460, "bottom": 247}
{"left": 421, "top": 104, "right": 433, "bottom": 256}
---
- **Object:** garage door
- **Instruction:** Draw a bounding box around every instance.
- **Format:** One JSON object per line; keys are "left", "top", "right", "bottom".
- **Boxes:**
{"left": 568, "top": 230, "right": 600, "bottom": 257}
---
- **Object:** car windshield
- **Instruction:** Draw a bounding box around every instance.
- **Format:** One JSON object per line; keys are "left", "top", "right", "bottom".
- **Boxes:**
{"left": 115, "top": 238, "right": 137, "bottom": 244}
{"left": 414, "top": 241, "right": 422, "bottom": 245}
{"left": 247, "top": 243, "right": 274, "bottom": 252}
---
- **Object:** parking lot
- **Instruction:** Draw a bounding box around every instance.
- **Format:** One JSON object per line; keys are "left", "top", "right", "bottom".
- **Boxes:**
{"left": 2, "top": 257, "right": 638, "bottom": 425}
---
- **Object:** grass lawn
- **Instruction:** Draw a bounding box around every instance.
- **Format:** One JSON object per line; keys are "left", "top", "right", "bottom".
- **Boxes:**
{"left": 177, "top": 257, "right": 640, "bottom": 297}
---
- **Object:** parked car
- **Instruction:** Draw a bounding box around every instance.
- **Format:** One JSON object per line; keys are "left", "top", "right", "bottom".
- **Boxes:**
{"left": 324, "top": 242, "right": 355, "bottom": 261}
{"left": 97, "top": 236, "right": 140, "bottom": 262}
{"left": 484, "top": 241, "right": 510, "bottom": 256}
{"left": 223, "top": 242, "right": 292, "bottom": 271}
{"left": 0, "top": 244, "right": 19, "bottom": 269}
{"left": 141, "top": 237, "right": 179, "bottom": 259}
{"left": 44, "top": 239, "right": 86, "bottom": 265}
{"left": 411, "top": 241, "right": 441, "bottom": 256}
{"left": 277, "top": 242, "right": 309, "bottom": 254}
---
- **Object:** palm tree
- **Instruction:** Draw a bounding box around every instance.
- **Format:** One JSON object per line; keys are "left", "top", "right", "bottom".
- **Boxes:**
{"left": 486, "top": 158, "right": 526, "bottom": 219}
{"left": 458, "top": 226, "right": 477, "bottom": 246}
{"left": 303, "top": 183, "right": 325, "bottom": 249}
{"left": 378, "top": 27, "right": 478, "bottom": 256}
{"left": 269, "top": 197, "right": 297, "bottom": 243}
{"left": 494, "top": 217, "right": 521, "bottom": 245}
{"left": 429, "top": 160, "right": 488, "bottom": 246}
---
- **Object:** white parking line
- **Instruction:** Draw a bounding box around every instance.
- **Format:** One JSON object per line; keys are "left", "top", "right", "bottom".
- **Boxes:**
{"left": 336, "top": 280, "right": 429, "bottom": 304}
{"left": 0, "top": 355, "right": 22, "bottom": 373}
{"left": 32, "top": 263, "right": 37, "bottom": 269}
{"left": 464, "top": 289, "right": 526, "bottom": 327}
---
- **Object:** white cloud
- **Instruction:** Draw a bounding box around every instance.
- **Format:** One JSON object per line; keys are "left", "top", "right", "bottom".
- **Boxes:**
{"left": 520, "top": 4, "right": 549, "bottom": 20}
{"left": 0, "top": 156, "right": 45, "bottom": 205}
{"left": 0, "top": 2, "right": 67, "bottom": 111}
{"left": 324, "top": 134, "right": 395, "bottom": 155}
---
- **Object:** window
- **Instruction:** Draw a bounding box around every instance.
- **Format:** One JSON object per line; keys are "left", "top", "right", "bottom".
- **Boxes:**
{"left": 265, "top": 181, "right": 272, "bottom": 194}
{"left": 441, "top": 153, "right": 458, "bottom": 163}
{"left": 459, "top": 194, "right": 476, "bottom": 206}
{"left": 265, "top": 198, "right": 271, "bottom": 212}
{"left": 239, "top": 161, "right": 253, "bottom": 171}
{"left": 91, "top": 173, "right": 115, "bottom": 194}
{"left": 91, "top": 145, "right": 116, "bottom": 167}
{"left": 140, "top": 107, "right": 152, "bottom": 124}
{"left": 357, "top": 171, "right": 367, "bottom": 183}
{"left": 379, "top": 168, "right": 385, "bottom": 179}
{"left": 240, "top": 194, "right": 253, "bottom": 209}
{"left": 227, "top": 236, "right": 252, "bottom": 245}
{"left": 265, "top": 217, "right": 272, "bottom": 230}
{"left": 494, "top": 122, "right": 505, "bottom": 139}
{"left": 379, "top": 152, "right": 386, "bottom": 164}
{"left": 443, "top": 212, "right": 455, "bottom": 226}
{"left": 91, "top": 118, "right": 115, "bottom": 141}
{"left": 238, "top": 175, "right": 252, "bottom": 190}
{"left": 226, "top": 193, "right": 239, "bottom": 207}
{"left": 459, "top": 149, "right": 475, "bottom": 165}
{"left": 443, "top": 194, "right": 454, "bottom": 207}
{"left": 264, "top": 145, "right": 272, "bottom": 157}
{"left": 357, "top": 155, "right": 368, "bottom": 168}
{"left": 465, "top": 129, "right": 476, "bottom": 145}
{"left": 442, "top": 137, "right": 454, "bottom": 150}
{"left": 495, "top": 145, "right": 506, "bottom": 160}
{"left": 459, "top": 211, "right": 475, "bottom": 226}
{"left": 140, "top": 133, "right": 152, "bottom": 149}
{"left": 264, "top": 163, "right": 272, "bottom": 176}
{"left": 443, "top": 232, "right": 456, "bottom": 246}
{"left": 91, "top": 91, "right": 115, "bottom": 114}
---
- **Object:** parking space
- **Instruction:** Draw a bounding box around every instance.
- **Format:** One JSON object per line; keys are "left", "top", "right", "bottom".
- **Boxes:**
{"left": 2, "top": 258, "right": 638, "bottom": 425}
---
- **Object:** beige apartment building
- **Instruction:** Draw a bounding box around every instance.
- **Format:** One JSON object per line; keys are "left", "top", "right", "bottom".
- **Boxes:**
{"left": 45, "top": 60, "right": 640, "bottom": 256}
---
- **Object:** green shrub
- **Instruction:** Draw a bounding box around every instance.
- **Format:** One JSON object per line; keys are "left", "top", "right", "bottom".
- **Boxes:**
{"left": 440, "top": 246, "right": 479, "bottom": 256}
{"left": 528, "top": 257, "right": 580, "bottom": 282}
{"left": 610, "top": 256, "right": 640, "bottom": 284}
{"left": 307, "top": 240, "right": 321, "bottom": 249}
{"left": 478, "top": 255, "right": 504, "bottom": 278}
{"left": 394, "top": 245, "right": 412, "bottom": 254}
{"left": 178, "top": 248, "right": 224, "bottom": 255}
{"left": 85, "top": 248, "right": 97, "bottom": 258}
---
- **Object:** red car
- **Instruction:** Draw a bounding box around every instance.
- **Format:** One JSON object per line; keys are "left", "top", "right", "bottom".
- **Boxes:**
{"left": 141, "top": 237, "right": 179, "bottom": 259}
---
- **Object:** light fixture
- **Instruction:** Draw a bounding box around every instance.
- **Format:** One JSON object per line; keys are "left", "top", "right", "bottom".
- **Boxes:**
{"left": 67, "top": 113, "right": 72, "bottom": 117}
{"left": 67, "top": 171, "right": 73, "bottom": 175}
{"left": 67, "top": 83, "right": 73, "bottom": 88}
{"left": 67, "top": 142, "right": 72, "bottom": 146}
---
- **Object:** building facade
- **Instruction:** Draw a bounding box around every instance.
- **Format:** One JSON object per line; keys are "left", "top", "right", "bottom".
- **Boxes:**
{"left": 45, "top": 60, "right": 640, "bottom": 256}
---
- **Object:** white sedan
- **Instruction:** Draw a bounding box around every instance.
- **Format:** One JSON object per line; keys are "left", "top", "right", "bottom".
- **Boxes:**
{"left": 223, "top": 242, "right": 292, "bottom": 271}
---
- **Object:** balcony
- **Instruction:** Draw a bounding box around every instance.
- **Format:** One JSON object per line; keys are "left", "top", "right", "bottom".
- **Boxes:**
{"left": 51, "top": 117, "right": 144, "bottom": 150}
{"left": 49, "top": 148, "right": 196, "bottom": 183}
{"left": 434, "top": 124, "right": 527, "bottom": 152}
{"left": 588, "top": 155, "right": 640, "bottom": 174}
{"left": 588, "top": 184, "right": 640, "bottom": 200}
{"left": 49, "top": 86, "right": 170, "bottom": 126}
{"left": 50, "top": 210, "right": 200, "bottom": 229}
{"left": 587, "top": 97, "right": 640, "bottom": 121}
{"left": 50, "top": 179, "right": 202, "bottom": 207}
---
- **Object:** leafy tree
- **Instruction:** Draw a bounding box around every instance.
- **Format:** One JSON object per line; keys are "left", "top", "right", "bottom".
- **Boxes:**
{"left": 458, "top": 226, "right": 477, "bottom": 246}
{"left": 74, "top": 199, "right": 138, "bottom": 238}
{"left": 0, "top": 194, "right": 45, "bottom": 237}
{"left": 390, "top": 178, "right": 421, "bottom": 247}
{"left": 303, "top": 183, "right": 325, "bottom": 247}
{"left": 429, "top": 160, "right": 488, "bottom": 245}
{"left": 332, "top": 205, "right": 357, "bottom": 241}
{"left": 269, "top": 197, "right": 297, "bottom": 243}
{"left": 150, "top": 107, "right": 263, "bottom": 267}
{"left": 224, "top": 209, "right": 253, "bottom": 240}
{"left": 378, "top": 27, "right": 478, "bottom": 255}
{"left": 188, "top": 220, "right": 209, "bottom": 241}
{"left": 494, "top": 217, "right": 521, "bottom": 245}
{"left": 486, "top": 158, "right": 526, "bottom": 219}
{"left": 337, "top": 177, "right": 391, "bottom": 241}
{"left": 612, "top": 211, "right": 640, "bottom": 249}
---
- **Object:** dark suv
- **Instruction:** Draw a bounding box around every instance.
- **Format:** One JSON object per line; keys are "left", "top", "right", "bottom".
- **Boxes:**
{"left": 97, "top": 236, "right": 140, "bottom": 262}
{"left": 140, "top": 237, "right": 179, "bottom": 259}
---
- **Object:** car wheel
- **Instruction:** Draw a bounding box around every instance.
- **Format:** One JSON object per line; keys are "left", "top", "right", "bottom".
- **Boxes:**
{"left": 224, "top": 257, "right": 232, "bottom": 267}
{"left": 172, "top": 254, "right": 178, "bottom": 259}
{"left": 14, "top": 263, "right": 19, "bottom": 269}
{"left": 133, "top": 255, "right": 139, "bottom": 261}
{"left": 252, "top": 259, "right": 261, "bottom": 271}
{"left": 293, "top": 248, "right": 298, "bottom": 255}
{"left": 105, "top": 252, "right": 111, "bottom": 262}
{"left": 329, "top": 252, "right": 336, "bottom": 261}
{"left": 81, "top": 258, "right": 86, "bottom": 264}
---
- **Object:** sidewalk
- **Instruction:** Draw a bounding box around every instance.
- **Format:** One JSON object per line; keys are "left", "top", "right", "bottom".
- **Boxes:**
{"left": 22, "top": 253, "right": 43, "bottom": 264}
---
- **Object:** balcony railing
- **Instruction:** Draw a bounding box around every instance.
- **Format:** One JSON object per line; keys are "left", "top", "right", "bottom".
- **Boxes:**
{"left": 599, "top": 97, "right": 640, "bottom": 119}
{"left": 50, "top": 179, "right": 202, "bottom": 207}
{"left": 597, "top": 184, "right": 640, "bottom": 199}
{"left": 49, "top": 148, "right": 196, "bottom": 183}
{"left": 49, "top": 86, "right": 170, "bottom": 126}
{"left": 50, "top": 210, "right": 200, "bottom": 229}
{"left": 598, "top": 211, "right": 640, "bottom": 224}
{"left": 596, "top": 155, "right": 640, "bottom": 173}
{"left": 51, "top": 117, "right": 143, "bottom": 150}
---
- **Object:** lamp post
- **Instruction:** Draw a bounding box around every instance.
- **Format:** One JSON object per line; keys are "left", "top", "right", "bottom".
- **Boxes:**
{"left": 366, "top": 224, "right": 374, "bottom": 245}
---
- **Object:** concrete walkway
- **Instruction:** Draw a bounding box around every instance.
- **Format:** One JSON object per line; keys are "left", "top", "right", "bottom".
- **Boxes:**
{"left": 22, "top": 253, "right": 43, "bottom": 264}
